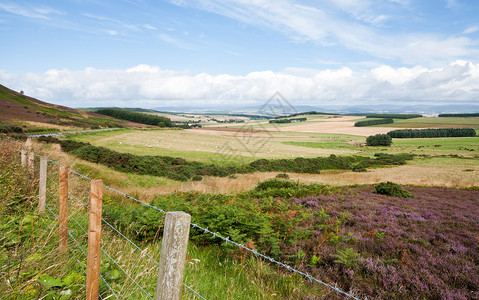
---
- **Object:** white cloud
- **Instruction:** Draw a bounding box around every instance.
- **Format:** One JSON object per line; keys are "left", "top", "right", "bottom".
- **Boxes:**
{"left": 167, "top": 0, "right": 479, "bottom": 65}
{"left": 446, "top": 0, "right": 459, "bottom": 8}
{"left": 0, "top": 3, "right": 63, "bottom": 19}
{"left": 463, "top": 25, "right": 479, "bottom": 34}
{"left": 143, "top": 24, "right": 157, "bottom": 30}
{"left": 1, "top": 62, "right": 478, "bottom": 108}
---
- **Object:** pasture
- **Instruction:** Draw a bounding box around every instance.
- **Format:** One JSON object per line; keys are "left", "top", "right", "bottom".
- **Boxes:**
{"left": 65, "top": 115, "right": 479, "bottom": 193}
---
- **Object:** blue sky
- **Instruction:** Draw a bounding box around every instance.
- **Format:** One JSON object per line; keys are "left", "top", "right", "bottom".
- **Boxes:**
{"left": 1, "top": 0, "right": 478, "bottom": 109}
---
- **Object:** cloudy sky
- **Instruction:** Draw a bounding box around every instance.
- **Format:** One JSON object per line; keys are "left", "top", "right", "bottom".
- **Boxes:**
{"left": 1, "top": 0, "right": 478, "bottom": 110}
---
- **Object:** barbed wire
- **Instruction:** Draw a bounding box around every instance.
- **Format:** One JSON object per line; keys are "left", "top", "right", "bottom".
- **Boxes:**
{"left": 44, "top": 198, "right": 118, "bottom": 299}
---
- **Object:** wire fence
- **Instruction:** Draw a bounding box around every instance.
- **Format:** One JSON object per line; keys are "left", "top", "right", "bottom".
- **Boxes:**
{"left": 21, "top": 149, "right": 360, "bottom": 300}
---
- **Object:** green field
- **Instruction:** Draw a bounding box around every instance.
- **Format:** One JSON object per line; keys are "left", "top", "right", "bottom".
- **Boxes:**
{"left": 378, "top": 116, "right": 479, "bottom": 128}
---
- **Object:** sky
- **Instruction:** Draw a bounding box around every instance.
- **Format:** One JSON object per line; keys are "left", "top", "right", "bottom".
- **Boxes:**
{"left": 0, "top": 0, "right": 478, "bottom": 110}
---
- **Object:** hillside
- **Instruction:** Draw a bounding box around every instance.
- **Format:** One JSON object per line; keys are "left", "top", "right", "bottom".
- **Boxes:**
{"left": 0, "top": 84, "right": 147, "bottom": 131}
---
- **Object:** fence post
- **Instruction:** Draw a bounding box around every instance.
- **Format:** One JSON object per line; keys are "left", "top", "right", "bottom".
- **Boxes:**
{"left": 21, "top": 150, "right": 27, "bottom": 167}
{"left": 28, "top": 151, "right": 35, "bottom": 178}
{"left": 38, "top": 156, "right": 47, "bottom": 213}
{"left": 59, "top": 165, "right": 69, "bottom": 253}
{"left": 86, "top": 180, "right": 103, "bottom": 300}
{"left": 25, "top": 138, "right": 34, "bottom": 177}
{"left": 156, "top": 211, "right": 191, "bottom": 300}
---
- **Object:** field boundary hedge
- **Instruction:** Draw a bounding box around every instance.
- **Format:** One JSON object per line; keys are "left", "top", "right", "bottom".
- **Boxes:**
{"left": 387, "top": 128, "right": 477, "bottom": 138}
{"left": 365, "top": 114, "right": 422, "bottom": 119}
{"left": 354, "top": 118, "right": 393, "bottom": 127}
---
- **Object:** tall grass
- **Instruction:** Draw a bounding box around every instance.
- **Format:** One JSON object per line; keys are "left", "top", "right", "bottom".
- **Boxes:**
{"left": 0, "top": 137, "right": 330, "bottom": 299}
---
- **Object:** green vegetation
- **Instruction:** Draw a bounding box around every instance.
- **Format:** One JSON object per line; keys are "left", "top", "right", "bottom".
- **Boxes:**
{"left": 387, "top": 128, "right": 476, "bottom": 138}
{"left": 0, "top": 138, "right": 324, "bottom": 299}
{"left": 95, "top": 108, "right": 174, "bottom": 127}
{"left": 376, "top": 116, "right": 479, "bottom": 128}
{"left": 355, "top": 118, "right": 393, "bottom": 127}
{"left": 365, "top": 113, "right": 422, "bottom": 119}
{"left": 38, "top": 137, "right": 414, "bottom": 181}
{"left": 0, "top": 123, "right": 24, "bottom": 134}
{"left": 366, "top": 134, "right": 392, "bottom": 146}
{"left": 269, "top": 117, "right": 307, "bottom": 124}
{"left": 284, "top": 111, "right": 340, "bottom": 117}
{"left": 374, "top": 181, "right": 414, "bottom": 198}
{"left": 438, "top": 113, "right": 479, "bottom": 117}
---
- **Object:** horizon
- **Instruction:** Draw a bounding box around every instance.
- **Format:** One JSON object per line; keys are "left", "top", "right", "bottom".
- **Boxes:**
{"left": 1, "top": 1, "right": 479, "bottom": 109}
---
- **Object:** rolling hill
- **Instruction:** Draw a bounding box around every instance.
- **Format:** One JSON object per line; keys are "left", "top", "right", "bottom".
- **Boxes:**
{"left": 0, "top": 84, "right": 148, "bottom": 131}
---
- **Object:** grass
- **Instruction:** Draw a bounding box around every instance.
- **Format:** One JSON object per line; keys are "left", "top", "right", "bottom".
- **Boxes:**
{"left": 377, "top": 117, "right": 479, "bottom": 128}
{"left": 0, "top": 137, "right": 331, "bottom": 299}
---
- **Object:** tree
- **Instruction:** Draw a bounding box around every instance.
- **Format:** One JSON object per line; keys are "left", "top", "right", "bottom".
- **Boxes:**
{"left": 366, "top": 134, "right": 392, "bottom": 146}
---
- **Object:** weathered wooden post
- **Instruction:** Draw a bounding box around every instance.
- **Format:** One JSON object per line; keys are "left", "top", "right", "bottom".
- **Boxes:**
{"left": 86, "top": 180, "right": 103, "bottom": 300}
{"left": 27, "top": 151, "right": 34, "bottom": 178}
{"left": 25, "top": 138, "right": 34, "bottom": 177}
{"left": 38, "top": 156, "right": 47, "bottom": 213}
{"left": 156, "top": 211, "right": 191, "bottom": 300}
{"left": 21, "top": 150, "right": 27, "bottom": 167}
{"left": 59, "top": 165, "right": 69, "bottom": 253}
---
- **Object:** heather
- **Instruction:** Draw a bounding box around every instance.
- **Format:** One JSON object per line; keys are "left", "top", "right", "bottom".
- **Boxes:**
{"left": 105, "top": 182, "right": 479, "bottom": 299}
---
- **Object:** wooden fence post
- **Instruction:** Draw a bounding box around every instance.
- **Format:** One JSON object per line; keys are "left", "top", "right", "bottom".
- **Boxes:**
{"left": 156, "top": 211, "right": 191, "bottom": 300}
{"left": 25, "top": 138, "right": 34, "bottom": 177}
{"left": 27, "top": 151, "right": 34, "bottom": 178}
{"left": 86, "top": 180, "right": 103, "bottom": 300}
{"left": 21, "top": 150, "right": 27, "bottom": 167}
{"left": 38, "top": 156, "right": 47, "bottom": 213}
{"left": 59, "top": 165, "right": 69, "bottom": 253}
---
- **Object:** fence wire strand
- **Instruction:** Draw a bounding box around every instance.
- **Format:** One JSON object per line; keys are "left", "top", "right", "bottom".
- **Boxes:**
{"left": 44, "top": 200, "right": 119, "bottom": 299}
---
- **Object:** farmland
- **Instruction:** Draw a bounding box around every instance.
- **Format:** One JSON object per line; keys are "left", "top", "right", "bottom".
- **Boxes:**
{"left": 64, "top": 115, "right": 479, "bottom": 191}
{"left": 2, "top": 110, "right": 479, "bottom": 299}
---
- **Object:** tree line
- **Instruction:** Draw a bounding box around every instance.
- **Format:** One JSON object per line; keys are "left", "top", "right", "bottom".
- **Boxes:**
{"left": 366, "top": 114, "right": 422, "bottom": 119}
{"left": 355, "top": 118, "right": 393, "bottom": 127}
{"left": 387, "top": 128, "right": 476, "bottom": 138}
{"left": 438, "top": 113, "right": 479, "bottom": 117}
{"left": 269, "top": 117, "right": 307, "bottom": 124}
{"left": 95, "top": 108, "right": 173, "bottom": 127}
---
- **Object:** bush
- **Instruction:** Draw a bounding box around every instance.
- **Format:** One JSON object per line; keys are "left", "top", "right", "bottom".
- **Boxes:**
{"left": 0, "top": 124, "right": 24, "bottom": 134}
{"left": 366, "top": 134, "right": 392, "bottom": 146}
{"left": 192, "top": 175, "right": 203, "bottom": 181}
{"left": 374, "top": 181, "right": 414, "bottom": 198}
{"left": 276, "top": 173, "right": 290, "bottom": 179}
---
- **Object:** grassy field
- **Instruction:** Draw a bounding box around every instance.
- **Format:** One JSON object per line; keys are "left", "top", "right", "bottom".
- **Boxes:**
{"left": 53, "top": 121, "right": 478, "bottom": 195}
{"left": 378, "top": 116, "right": 479, "bottom": 128}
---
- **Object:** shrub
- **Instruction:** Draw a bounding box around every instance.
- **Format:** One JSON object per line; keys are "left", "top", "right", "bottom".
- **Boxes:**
{"left": 0, "top": 124, "right": 24, "bottom": 134}
{"left": 366, "top": 134, "right": 392, "bottom": 146}
{"left": 276, "top": 173, "right": 290, "bottom": 179}
{"left": 192, "top": 175, "right": 203, "bottom": 181}
{"left": 374, "top": 181, "right": 414, "bottom": 198}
